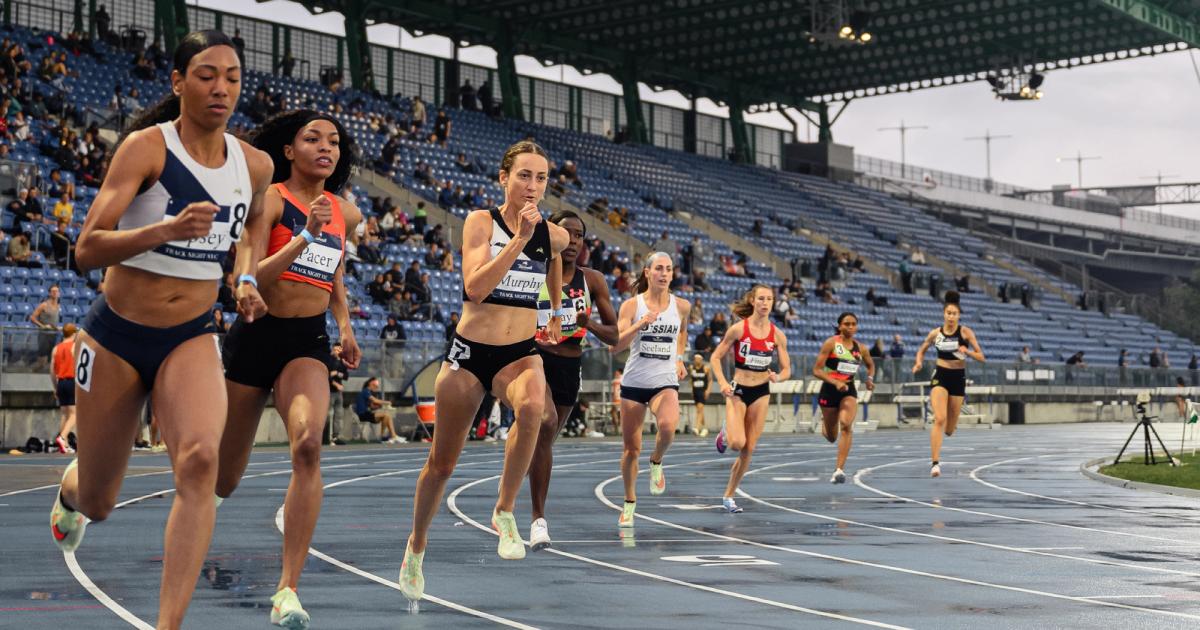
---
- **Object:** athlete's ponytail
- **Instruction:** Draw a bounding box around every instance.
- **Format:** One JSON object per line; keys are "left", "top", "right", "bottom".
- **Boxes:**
{"left": 731, "top": 284, "right": 772, "bottom": 320}
{"left": 943, "top": 289, "right": 962, "bottom": 313}
{"left": 635, "top": 251, "right": 673, "bottom": 294}
{"left": 121, "top": 30, "right": 243, "bottom": 140}
{"left": 248, "top": 109, "right": 359, "bottom": 193}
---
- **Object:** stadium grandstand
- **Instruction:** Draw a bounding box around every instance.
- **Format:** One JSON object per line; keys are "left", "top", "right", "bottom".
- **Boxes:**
{"left": 4, "top": 2, "right": 1200, "bottom": 629}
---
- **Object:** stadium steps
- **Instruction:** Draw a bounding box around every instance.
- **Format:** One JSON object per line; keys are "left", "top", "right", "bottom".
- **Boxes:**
{"left": 673, "top": 209, "right": 788, "bottom": 277}
{"left": 354, "top": 171, "right": 465, "bottom": 247}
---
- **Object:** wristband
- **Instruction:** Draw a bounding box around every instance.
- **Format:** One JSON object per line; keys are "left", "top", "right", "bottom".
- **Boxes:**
{"left": 237, "top": 274, "right": 257, "bottom": 288}
{"left": 552, "top": 307, "right": 570, "bottom": 318}
{"left": 299, "top": 228, "right": 316, "bottom": 244}
{"left": 677, "top": 355, "right": 688, "bottom": 363}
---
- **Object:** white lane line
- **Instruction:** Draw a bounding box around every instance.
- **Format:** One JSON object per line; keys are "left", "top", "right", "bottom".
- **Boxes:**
{"left": 1080, "top": 595, "right": 1166, "bottom": 600}
{"left": 446, "top": 455, "right": 910, "bottom": 630}
{"left": 969, "top": 456, "right": 1200, "bottom": 522}
{"left": 63, "top": 552, "right": 155, "bottom": 630}
{"left": 274, "top": 505, "right": 539, "bottom": 630}
{"left": 854, "top": 459, "right": 1200, "bottom": 545}
{"left": 1023, "top": 547, "right": 1085, "bottom": 551}
{"left": 594, "top": 472, "right": 1200, "bottom": 622}
{"left": 739, "top": 460, "right": 1200, "bottom": 579}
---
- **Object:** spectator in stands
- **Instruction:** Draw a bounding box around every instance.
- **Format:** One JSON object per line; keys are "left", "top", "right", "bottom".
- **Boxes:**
{"left": 244, "top": 87, "right": 271, "bottom": 123}
{"left": 468, "top": 185, "right": 486, "bottom": 209}
{"left": 870, "top": 338, "right": 886, "bottom": 362}
{"left": 411, "top": 96, "right": 427, "bottom": 129}
{"left": 231, "top": 29, "right": 246, "bottom": 57}
{"left": 911, "top": 247, "right": 927, "bottom": 265}
{"left": 451, "top": 184, "right": 466, "bottom": 208}
{"left": 412, "top": 201, "right": 429, "bottom": 233}
{"left": 390, "top": 289, "right": 416, "bottom": 321}
{"left": 1162, "top": 350, "right": 1171, "bottom": 369}
{"left": 437, "top": 181, "right": 454, "bottom": 209}
{"left": 404, "top": 259, "right": 423, "bottom": 292}
{"left": 7, "top": 188, "right": 28, "bottom": 228}
{"left": 424, "top": 223, "right": 447, "bottom": 249}
{"left": 889, "top": 334, "right": 905, "bottom": 361}
{"left": 606, "top": 205, "right": 624, "bottom": 230}
{"left": 423, "top": 242, "right": 441, "bottom": 267}
{"left": 368, "top": 273, "right": 391, "bottom": 306}
{"left": 52, "top": 192, "right": 73, "bottom": 225}
{"left": 355, "top": 378, "right": 402, "bottom": 443}
{"left": 10, "top": 109, "right": 28, "bottom": 142}
{"left": 276, "top": 51, "right": 297, "bottom": 78}
{"left": 774, "top": 293, "right": 799, "bottom": 326}
{"left": 614, "top": 267, "right": 634, "bottom": 297}
{"left": 381, "top": 315, "right": 406, "bottom": 341}
{"left": 94, "top": 4, "right": 112, "bottom": 41}
{"left": 6, "top": 231, "right": 31, "bottom": 265}
{"left": 898, "top": 258, "right": 913, "bottom": 293}
{"left": 693, "top": 326, "right": 714, "bottom": 358}
{"left": 1149, "top": 346, "right": 1163, "bottom": 369}
{"left": 956, "top": 274, "right": 972, "bottom": 293}
{"left": 433, "top": 107, "right": 451, "bottom": 143}
{"left": 455, "top": 152, "right": 476, "bottom": 174}
{"left": 689, "top": 298, "right": 705, "bottom": 325}
{"left": 50, "top": 220, "right": 73, "bottom": 269}
{"left": 560, "top": 160, "right": 582, "bottom": 188}
{"left": 444, "top": 311, "right": 460, "bottom": 342}
{"left": 439, "top": 249, "right": 454, "bottom": 272}
{"left": 1189, "top": 354, "right": 1199, "bottom": 386}
{"left": 379, "top": 203, "right": 400, "bottom": 239}
{"left": 325, "top": 342, "right": 349, "bottom": 445}
{"left": 478, "top": 80, "right": 493, "bottom": 115}
{"left": 1066, "top": 351, "right": 1086, "bottom": 368}
{"left": 851, "top": 255, "right": 865, "bottom": 273}
{"left": 47, "top": 169, "right": 74, "bottom": 201}
{"left": 709, "top": 312, "right": 729, "bottom": 338}
{"left": 815, "top": 281, "right": 840, "bottom": 305}
{"left": 599, "top": 251, "right": 619, "bottom": 276}
{"left": 413, "top": 161, "right": 436, "bottom": 187}
{"left": 1017, "top": 346, "right": 1035, "bottom": 364}
{"left": 386, "top": 262, "right": 406, "bottom": 287}
{"left": 210, "top": 307, "right": 228, "bottom": 334}
{"left": 395, "top": 222, "right": 417, "bottom": 245}
{"left": 459, "top": 80, "right": 477, "bottom": 110}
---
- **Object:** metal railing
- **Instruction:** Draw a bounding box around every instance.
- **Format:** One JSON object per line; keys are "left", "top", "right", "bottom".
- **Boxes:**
{"left": 855, "top": 154, "right": 1026, "bottom": 196}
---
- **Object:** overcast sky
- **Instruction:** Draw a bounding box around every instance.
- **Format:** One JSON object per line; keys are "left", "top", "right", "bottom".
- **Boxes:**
{"left": 200, "top": 0, "right": 1200, "bottom": 212}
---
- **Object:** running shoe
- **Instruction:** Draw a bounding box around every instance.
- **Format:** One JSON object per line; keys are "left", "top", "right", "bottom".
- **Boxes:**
{"left": 618, "top": 501, "right": 636, "bottom": 528}
{"left": 529, "top": 518, "right": 551, "bottom": 551}
{"left": 722, "top": 497, "right": 743, "bottom": 513}
{"left": 649, "top": 462, "right": 666, "bottom": 495}
{"left": 492, "top": 508, "right": 526, "bottom": 560}
{"left": 715, "top": 428, "right": 727, "bottom": 454}
{"left": 698, "top": 428, "right": 709, "bottom": 438}
{"left": 930, "top": 463, "right": 941, "bottom": 478}
{"left": 831, "top": 469, "right": 846, "bottom": 484}
{"left": 398, "top": 542, "right": 424, "bottom": 602}
{"left": 586, "top": 430, "right": 604, "bottom": 438}
{"left": 49, "top": 459, "right": 86, "bottom": 553}
{"left": 54, "top": 435, "right": 73, "bottom": 454}
{"left": 389, "top": 436, "right": 407, "bottom": 444}
{"left": 269, "top": 586, "right": 310, "bottom": 629}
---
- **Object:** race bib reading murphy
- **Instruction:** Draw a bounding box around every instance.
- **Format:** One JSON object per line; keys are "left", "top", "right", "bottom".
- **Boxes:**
{"left": 489, "top": 250, "right": 546, "bottom": 307}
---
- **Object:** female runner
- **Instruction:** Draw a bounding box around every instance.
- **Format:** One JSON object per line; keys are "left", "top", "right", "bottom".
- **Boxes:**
{"left": 813, "top": 312, "right": 875, "bottom": 484}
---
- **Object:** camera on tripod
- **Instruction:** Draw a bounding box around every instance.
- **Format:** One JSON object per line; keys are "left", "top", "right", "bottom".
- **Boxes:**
{"left": 1115, "top": 390, "right": 1177, "bottom": 466}
{"left": 1134, "top": 391, "right": 1153, "bottom": 420}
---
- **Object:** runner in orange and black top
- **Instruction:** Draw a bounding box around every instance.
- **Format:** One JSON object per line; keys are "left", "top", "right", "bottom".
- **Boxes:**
{"left": 527, "top": 209, "right": 618, "bottom": 550}
{"left": 912, "top": 290, "right": 984, "bottom": 478}
{"left": 813, "top": 312, "right": 875, "bottom": 484}
{"left": 50, "top": 323, "right": 78, "bottom": 453}
{"left": 215, "top": 109, "right": 363, "bottom": 628}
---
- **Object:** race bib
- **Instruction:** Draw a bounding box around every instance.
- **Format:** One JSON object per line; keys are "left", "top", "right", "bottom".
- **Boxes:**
{"left": 639, "top": 339, "right": 675, "bottom": 360}
{"left": 75, "top": 339, "right": 96, "bottom": 392}
{"left": 936, "top": 340, "right": 960, "bottom": 353}
{"left": 743, "top": 353, "right": 772, "bottom": 369}
{"left": 692, "top": 379, "right": 705, "bottom": 389}
{"left": 836, "top": 361, "right": 859, "bottom": 375}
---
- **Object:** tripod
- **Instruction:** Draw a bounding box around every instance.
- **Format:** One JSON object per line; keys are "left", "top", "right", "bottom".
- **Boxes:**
{"left": 1114, "top": 409, "right": 1178, "bottom": 466}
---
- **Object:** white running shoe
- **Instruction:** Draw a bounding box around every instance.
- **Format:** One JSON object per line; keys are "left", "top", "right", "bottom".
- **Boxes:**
{"left": 649, "top": 463, "right": 666, "bottom": 495}
{"left": 831, "top": 469, "right": 846, "bottom": 484}
{"left": 49, "top": 459, "right": 86, "bottom": 552}
{"left": 930, "top": 463, "right": 941, "bottom": 478}
{"left": 618, "top": 501, "right": 636, "bottom": 528}
{"left": 586, "top": 430, "right": 604, "bottom": 438}
{"left": 722, "top": 497, "right": 743, "bottom": 513}
{"left": 529, "top": 518, "right": 551, "bottom": 551}
{"left": 269, "top": 586, "right": 310, "bottom": 629}
{"left": 398, "top": 543, "right": 424, "bottom": 602}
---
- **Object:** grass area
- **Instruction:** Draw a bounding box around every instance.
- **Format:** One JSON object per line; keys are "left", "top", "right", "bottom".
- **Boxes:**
{"left": 1101, "top": 450, "right": 1200, "bottom": 491}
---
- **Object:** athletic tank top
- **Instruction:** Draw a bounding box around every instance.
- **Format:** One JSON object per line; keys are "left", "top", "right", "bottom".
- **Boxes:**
{"left": 536, "top": 266, "right": 590, "bottom": 346}
{"left": 690, "top": 364, "right": 709, "bottom": 392}
{"left": 463, "top": 207, "right": 551, "bottom": 309}
{"left": 36, "top": 301, "right": 60, "bottom": 327}
{"left": 119, "top": 122, "right": 253, "bottom": 280}
{"left": 734, "top": 320, "right": 776, "bottom": 373}
{"left": 621, "top": 293, "right": 681, "bottom": 389}
{"left": 823, "top": 338, "right": 862, "bottom": 381}
{"left": 934, "top": 326, "right": 966, "bottom": 361}
{"left": 52, "top": 338, "right": 74, "bottom": 379}
{"left": 266, "top": 183, "right": 345, "bottom": 292}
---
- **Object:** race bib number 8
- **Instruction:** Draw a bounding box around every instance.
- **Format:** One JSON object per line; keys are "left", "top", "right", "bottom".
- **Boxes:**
{"left": 76, "top": 340, "right": 96, "bottom": 392}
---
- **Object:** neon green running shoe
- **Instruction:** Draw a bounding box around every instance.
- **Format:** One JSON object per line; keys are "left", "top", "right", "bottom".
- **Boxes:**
{"left": 49, "top": 459, "right": 87, "bottom": 553}
{"left": 618, "top": 501, "right": 636, "bottom": 528}
{"left": 649, "top": 462, "right": 666, "bottom": 495}
{"left": 492, "top": 508, "right": 526, "bottom": 560}
{"left": 398, "top": 542, "right": 425, "bottom": 602}
{"left": 269, "top": 587, "right": 309, "bottom": 629}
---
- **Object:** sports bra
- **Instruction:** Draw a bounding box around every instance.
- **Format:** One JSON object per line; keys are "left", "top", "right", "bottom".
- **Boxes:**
{"left": 733, "top": 320, "right": 776, "bottom": 373}
{"left": 463, "top": 207, "right": 551, "bottom": 309}
{"left": 266, "top": 183, "right": 346, "bottom": 292}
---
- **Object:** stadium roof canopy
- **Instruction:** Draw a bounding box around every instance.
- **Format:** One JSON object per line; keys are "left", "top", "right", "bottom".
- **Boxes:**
{"left": 284, "top": 0, "right": 1200, "bottom": 110}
